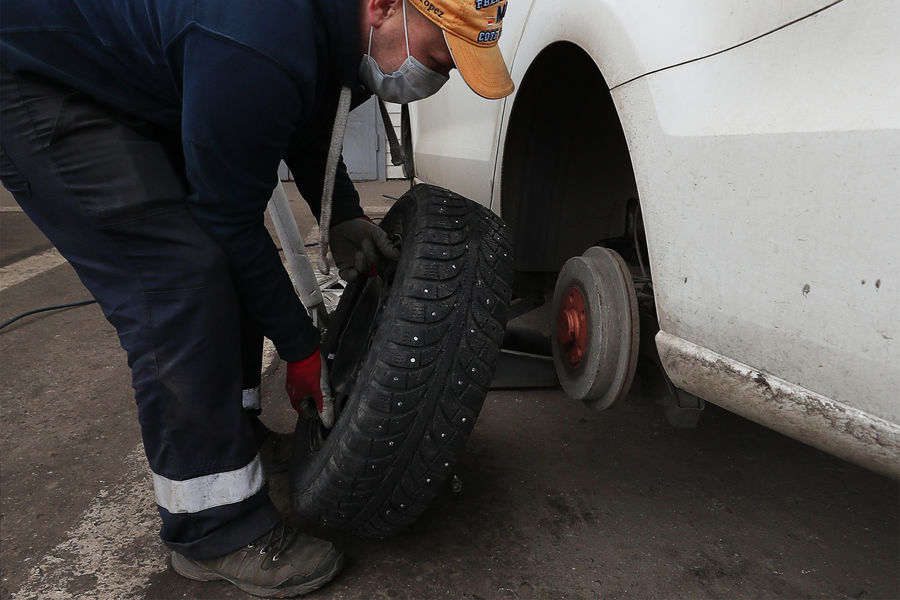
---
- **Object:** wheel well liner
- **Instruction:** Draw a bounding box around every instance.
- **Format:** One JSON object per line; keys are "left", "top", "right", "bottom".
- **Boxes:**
{"left": 501, "top": 42, "right": 639, "bottom": 272}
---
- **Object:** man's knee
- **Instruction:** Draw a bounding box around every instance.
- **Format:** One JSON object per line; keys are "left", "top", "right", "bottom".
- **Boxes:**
{"left": 103, "top": 206, "right": 231, "bottom": 293}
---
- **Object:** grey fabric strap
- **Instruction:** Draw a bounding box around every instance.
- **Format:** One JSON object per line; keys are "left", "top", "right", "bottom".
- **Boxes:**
{"left": 319, "top": 85, "right": 354, "bottom": 273}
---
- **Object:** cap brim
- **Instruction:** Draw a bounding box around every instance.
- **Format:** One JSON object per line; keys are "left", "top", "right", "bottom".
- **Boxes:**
{"left": 444, "top": 31, "right": 514, "bottom": 100}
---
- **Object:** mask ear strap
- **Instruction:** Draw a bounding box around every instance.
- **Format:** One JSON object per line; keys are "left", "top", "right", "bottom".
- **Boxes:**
{"left": 402, "top": 1, "right": 410, "bottom": 57}
{"left": 368, "top": 25, "right": 375, "bottom": 54}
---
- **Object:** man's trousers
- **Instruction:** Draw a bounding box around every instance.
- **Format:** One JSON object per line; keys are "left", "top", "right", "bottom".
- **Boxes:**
{"left": 0, "top": 68, "right": 280, "bottom": 559}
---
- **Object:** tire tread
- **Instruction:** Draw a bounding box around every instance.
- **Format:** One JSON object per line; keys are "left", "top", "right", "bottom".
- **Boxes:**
{"left": 292, "top": 185, "right": 513, "bottom": 536}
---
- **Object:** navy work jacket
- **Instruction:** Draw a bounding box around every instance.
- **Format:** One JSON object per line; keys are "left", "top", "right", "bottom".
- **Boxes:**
{"left": 1, "top": 0, "right": 367, "bottom": 361}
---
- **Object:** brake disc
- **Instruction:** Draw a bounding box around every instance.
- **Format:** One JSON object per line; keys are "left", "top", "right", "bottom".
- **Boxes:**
{"left": 551, "top": 246, "right": 640, "bottom": 409}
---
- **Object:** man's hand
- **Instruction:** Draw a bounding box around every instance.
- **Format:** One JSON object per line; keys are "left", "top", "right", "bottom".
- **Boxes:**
{"left": 285, "top": 350, "right": 334, "bottom": 428}
{"left": 330, "top": 217, "right": 401, "bottom": 281}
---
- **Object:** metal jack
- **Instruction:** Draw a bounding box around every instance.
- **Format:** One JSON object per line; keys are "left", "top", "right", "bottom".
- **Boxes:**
{"left": 490, "top": 326, "right": 559, "bottom": 389}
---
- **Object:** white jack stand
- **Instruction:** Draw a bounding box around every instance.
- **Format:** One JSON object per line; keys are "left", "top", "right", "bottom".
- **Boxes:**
{"left": 266, "top": 180, "right": 343, "bottom": 330}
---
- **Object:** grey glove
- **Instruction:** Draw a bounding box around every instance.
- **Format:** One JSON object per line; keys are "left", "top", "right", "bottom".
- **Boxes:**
{"left": 330, "top": 217, "right": 401, "bottom": 281}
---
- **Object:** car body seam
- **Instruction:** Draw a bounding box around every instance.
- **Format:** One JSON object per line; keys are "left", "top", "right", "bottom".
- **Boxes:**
{"left": 609, "top": 0, "right": 844, "bottom": 91}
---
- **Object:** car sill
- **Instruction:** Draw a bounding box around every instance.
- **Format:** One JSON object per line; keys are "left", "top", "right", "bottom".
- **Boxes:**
{"left": 656, "top": 330, "right": 900, "bottom": 479}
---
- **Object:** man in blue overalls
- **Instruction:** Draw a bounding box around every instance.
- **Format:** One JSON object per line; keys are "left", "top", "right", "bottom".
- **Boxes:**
{"left": 0, "top": 0, "right": 512, "bottom": 595}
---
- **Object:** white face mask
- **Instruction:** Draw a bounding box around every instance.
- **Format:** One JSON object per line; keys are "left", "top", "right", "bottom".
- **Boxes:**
{"left": 358, "top": 1, "right": 449, "bottom": 104}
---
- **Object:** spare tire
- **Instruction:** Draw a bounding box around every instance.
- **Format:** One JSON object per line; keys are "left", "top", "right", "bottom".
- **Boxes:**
{"left": 290, "top": 184, "right": 513, "bottom": 537}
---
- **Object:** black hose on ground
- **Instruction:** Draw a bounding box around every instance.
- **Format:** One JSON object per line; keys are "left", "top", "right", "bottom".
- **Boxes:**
{"left": 0, "top": 299, "right": 97, "bottom": 331}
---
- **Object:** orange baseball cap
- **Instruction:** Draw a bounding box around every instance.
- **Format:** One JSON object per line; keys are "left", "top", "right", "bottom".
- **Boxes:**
{"left": 408, "top": 0, "right": 515, "bottom": 99}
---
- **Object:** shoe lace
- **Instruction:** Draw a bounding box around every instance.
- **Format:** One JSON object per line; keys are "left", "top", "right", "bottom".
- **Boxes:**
{"left": 248, "top": 521, "right": 297, "bottom": 563}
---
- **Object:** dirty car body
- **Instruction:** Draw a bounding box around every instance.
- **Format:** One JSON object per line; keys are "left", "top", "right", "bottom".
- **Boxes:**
{"left": 410, "top": 0, "right": 900, "bottom": 476}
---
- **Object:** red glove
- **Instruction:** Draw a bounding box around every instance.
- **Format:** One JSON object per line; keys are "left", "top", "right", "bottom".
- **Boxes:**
{"left": 285, "top": 350, "right": 334, "bottom": 428}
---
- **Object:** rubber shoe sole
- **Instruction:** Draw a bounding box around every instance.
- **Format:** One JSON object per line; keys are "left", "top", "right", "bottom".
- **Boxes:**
{"left": 171, "top": 547, "right": 345, "bottom": 598}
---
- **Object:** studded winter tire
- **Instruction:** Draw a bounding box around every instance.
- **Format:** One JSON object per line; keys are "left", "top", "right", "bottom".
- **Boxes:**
{"left": 290, "top": 184, "right": 513, "bottom": 537}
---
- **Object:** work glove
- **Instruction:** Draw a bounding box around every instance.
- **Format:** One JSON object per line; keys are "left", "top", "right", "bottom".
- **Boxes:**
{"left": 285, "top": 350, "right": 335, "bottom": 428}
{"left": 330, "top": 216, "right": 401, "bottom": 282}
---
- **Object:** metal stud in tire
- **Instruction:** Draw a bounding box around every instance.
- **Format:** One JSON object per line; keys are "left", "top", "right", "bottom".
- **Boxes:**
{"left": 290, "top": 184, "right": 513, "bottom": 537}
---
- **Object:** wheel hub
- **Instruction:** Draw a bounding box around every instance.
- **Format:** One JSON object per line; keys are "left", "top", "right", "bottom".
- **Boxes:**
{"left": 557, "top": 286, "right": 588, "bottom": 366}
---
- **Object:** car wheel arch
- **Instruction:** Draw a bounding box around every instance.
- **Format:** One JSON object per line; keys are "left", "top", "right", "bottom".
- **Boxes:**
{"left": 497, "top": 41, "right": 644, "bottom": 275}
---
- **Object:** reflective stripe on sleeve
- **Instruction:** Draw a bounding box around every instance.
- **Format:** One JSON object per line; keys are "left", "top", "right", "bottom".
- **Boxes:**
{"left": 242, "top": 386, "right": 261, "bottom": 411}
{"left": 152, "top": 455, "right": 265, "bottom": 514}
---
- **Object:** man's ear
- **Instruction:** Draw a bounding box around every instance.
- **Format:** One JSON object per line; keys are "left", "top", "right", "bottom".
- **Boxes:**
{"left": 364, "top": 0, "right": 403, "bottom": 28}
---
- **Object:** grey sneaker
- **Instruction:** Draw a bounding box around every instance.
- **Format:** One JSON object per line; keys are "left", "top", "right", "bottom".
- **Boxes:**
{"left": 171, "top": 522, "right": 344, "bottom": 598}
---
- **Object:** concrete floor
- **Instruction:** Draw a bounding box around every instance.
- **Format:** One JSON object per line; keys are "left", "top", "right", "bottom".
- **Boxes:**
{"left": 1, "top": 181, "right": 898, "bottom": 599}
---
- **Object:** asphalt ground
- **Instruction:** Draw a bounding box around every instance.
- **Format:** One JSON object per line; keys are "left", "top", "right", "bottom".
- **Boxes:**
{"left": 1, "top": 181, "right": 898, "bottom": 600}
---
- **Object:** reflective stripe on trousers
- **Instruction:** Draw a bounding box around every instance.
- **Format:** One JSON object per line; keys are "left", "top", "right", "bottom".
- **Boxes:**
{"left": 0, "top": 68, "right": 280, "bottom": 560}
{"left": 153, "top": 454, "right": 265, "bottom": 514}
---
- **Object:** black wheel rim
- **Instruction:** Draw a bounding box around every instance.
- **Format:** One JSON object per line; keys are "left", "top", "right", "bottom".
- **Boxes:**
{"left": 295, "top": 269, "right": 393, "bottom": 455}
